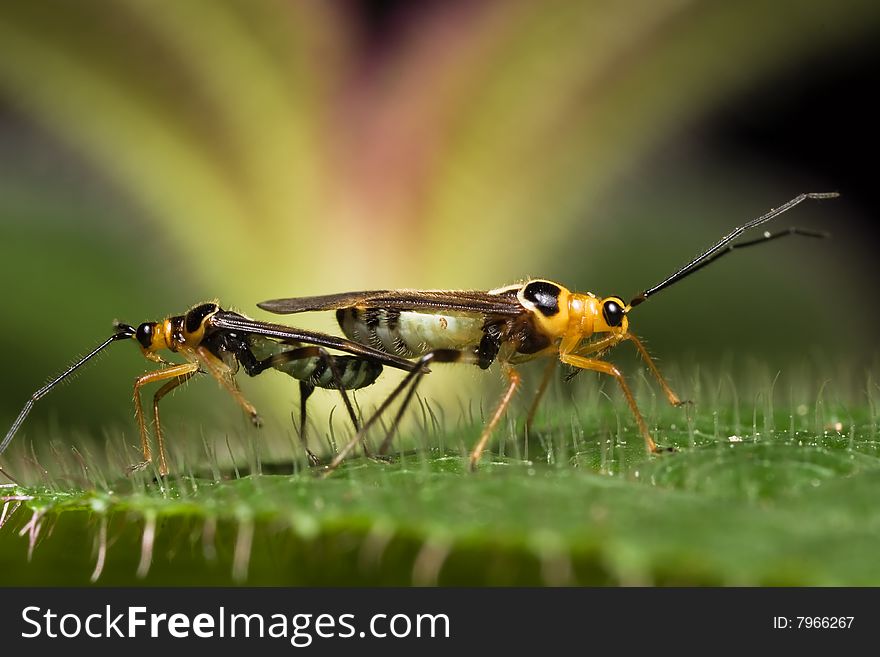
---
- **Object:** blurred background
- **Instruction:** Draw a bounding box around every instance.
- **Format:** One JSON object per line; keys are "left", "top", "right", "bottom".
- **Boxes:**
{"left": 0, "top": 0, "right": 877, "bottom": 468}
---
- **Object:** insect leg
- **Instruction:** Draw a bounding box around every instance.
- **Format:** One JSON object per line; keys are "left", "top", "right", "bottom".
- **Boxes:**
{"left": 622, "top": 333, "right": 689, "bottom": 407}
{"left": 323, "top": 349, "right": 464, "bottom": 475}
{"left": 258, "top": 347, "right": 370, "bottom": 465}
{"left": 376, "top": 367, "right": 429, "bottom": 457}
{"left": 151, "top": 368, "right": 199, "bottom": 476}
{"left": 131, "top": 362, "right": 200, "bottom": 475}
{"left": 568, "top": 332, "right": 687, "bottom": 407}
{"left": 469, "top": 365, "right": 522, "bottom": 471}
{"left": 525, "top": 359, "right": 557, "bottom": 432}
{"left": 194, "top": 346, "right": 262, "bottom": 427}
{"left": 297, "top": 381, "right": 320, "bottom": 466}
{"left": 559, "top": 353, "right": 661, "bottom": 454}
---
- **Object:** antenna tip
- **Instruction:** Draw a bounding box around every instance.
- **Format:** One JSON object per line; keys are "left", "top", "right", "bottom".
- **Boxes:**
{"left": 806, "top": 192, "right": 840, "bottom": 200}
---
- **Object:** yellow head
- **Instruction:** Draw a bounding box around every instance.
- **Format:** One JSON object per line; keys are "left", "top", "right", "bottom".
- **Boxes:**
{"left": 593, "top": 295, "right": 629, "bottom": 334}
{"left": 514, "top": 280, "right": 629, "bottom": 353}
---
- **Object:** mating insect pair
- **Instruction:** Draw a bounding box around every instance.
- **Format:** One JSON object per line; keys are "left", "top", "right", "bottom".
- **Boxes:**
{"left": 0, "top": 192, "right": 837, "bottom": 481}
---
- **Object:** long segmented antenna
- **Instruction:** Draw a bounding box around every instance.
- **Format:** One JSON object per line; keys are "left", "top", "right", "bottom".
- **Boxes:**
{"left": 0, "top": 325, "right": 136, "bottom": 460}
{"left": 628, "top": 192, "right": 839, "bottom": 308}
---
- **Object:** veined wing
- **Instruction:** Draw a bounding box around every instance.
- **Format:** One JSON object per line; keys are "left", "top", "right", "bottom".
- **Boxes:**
{"left": 258, "top": 288, "right": 524, "bottom": 316}
{"left": 209, "top": 312, "right": 417, "bottom": 372}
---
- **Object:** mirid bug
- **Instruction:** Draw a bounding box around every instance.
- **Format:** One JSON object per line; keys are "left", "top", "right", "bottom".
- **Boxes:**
{"left": 0, "top": 303, "right": 418, "bottom": 480}
{"left": 258, "top": 192, "right": 838, "bottom": 471}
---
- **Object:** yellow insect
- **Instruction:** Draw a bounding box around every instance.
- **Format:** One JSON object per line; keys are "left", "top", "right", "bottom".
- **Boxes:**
{"left": 258, "top": 193, "right": 838, "bottom": 471}
{"left": 0, "top": 304, "right": 416, "bottom": 480}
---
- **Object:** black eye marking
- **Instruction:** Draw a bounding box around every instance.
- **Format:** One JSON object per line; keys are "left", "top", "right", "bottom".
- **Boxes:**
{"left": 185, "top": 303, "right": 219, "bottom": 333}
{"left": 602, "top": 298, "right": 625, "bottom": 327}
{"left": 523, "top": 281, "right": 561, "bottom": 317}
{"left": 135, "top": 323, "right": 154, "bottom": 349}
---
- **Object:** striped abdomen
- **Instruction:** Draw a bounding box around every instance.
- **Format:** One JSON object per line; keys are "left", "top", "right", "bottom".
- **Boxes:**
{"left": 336, "top": 308, "right": 485, "bottom": 357}
{"left": 246, "top": 336, "right": 382, "bottom": 391}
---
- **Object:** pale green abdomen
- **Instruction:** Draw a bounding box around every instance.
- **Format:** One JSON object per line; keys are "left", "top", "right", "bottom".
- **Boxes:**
{"left": 337, "top": 308, "right": 485, "bottom": 357}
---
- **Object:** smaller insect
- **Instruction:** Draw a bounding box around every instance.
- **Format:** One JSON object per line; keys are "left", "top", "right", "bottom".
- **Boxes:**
{"left": 0, "top": 303, "right": 418, "bottom": 480}
{"left": 259, "top": 192, "right": 839, "bottom": 471}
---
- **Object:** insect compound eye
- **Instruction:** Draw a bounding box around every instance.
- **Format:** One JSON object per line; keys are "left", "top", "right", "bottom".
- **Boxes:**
{"left": 522, "top": 281, "right": 561, "bottom": 317}
{"left": 135, "top": 323, "right": 155, "bottom": 348}
{"left": 602, "top": 299, "right": 625, "bottom": 327}
{"left": 185, "top": 303, "right": 219, "bottom": 334}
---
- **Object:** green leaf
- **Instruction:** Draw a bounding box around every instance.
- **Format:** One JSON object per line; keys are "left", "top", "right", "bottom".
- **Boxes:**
{"left": 3, "top": 406, "right": 879, "bottom": 585}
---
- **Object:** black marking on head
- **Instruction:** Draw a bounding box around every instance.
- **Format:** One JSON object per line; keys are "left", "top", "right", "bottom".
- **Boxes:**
{"left": 135, "top": 323, "right": 154, "bottom": 349}
{"left": 523, "top": 281, "right": 561, "bottom": 317}
{"left": 185, "top": 303, "right": 218, "bottom": 334}
{"left": 602, "top": 298, "right": 625, "bottom": 327}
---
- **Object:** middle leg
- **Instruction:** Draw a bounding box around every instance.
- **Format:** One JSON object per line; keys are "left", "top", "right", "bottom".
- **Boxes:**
{"left": 195, "top": 346, "right": 262, "bottom": 427}
{"left": 525, "top": 358, "right": 557, "bottom": 433}
{"left": 152, "top": 368, "right": 199, "bottom": 476}
{"left": 131, "top": 361, "right": 200, "bottom": 475}
{"left": 468, "top": 364, "right": 522, "bottom": 471}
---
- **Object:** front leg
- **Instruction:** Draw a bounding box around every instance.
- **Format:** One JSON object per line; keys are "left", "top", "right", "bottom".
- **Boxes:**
{"left": 572, "top": 333, "right": 690, "bottom": 408}
{"left": 622, "top": 333, "right": 690, "bottom": 408}
{"left": 131, "top": 362, "right": 200, "bottom": 475}
{"left": 559, "top": 353, "right": 662, "bottom": 455}
{"left": 152, "top": 368, "right": 199, "bottom": 475}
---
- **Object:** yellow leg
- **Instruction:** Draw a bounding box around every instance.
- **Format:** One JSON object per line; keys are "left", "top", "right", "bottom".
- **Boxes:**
{"left": 152, "top": 369, "right": 198, "bottom": 476}
{"left": 525, "top": 359, "right": 556, "bottom": 432}
{"left": 469, "top": 365, "right": 522, "bottom": 471}
{"left": 623, "top": 334, "right": 688, "bottom": 407}
{"left": 132, "top": 362, "right": 200, "bottom": 475}
{"left": 559, "top": 353, "right": 660, "bottom": 454}
{"left": 573, "top": 332, "right": 687, "bottom": 408}
{"left": 195, "top": 346, "right": 262, "bottom": 427}
{"left": 571, "top": 333, "right": 621, "bottom": 358}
